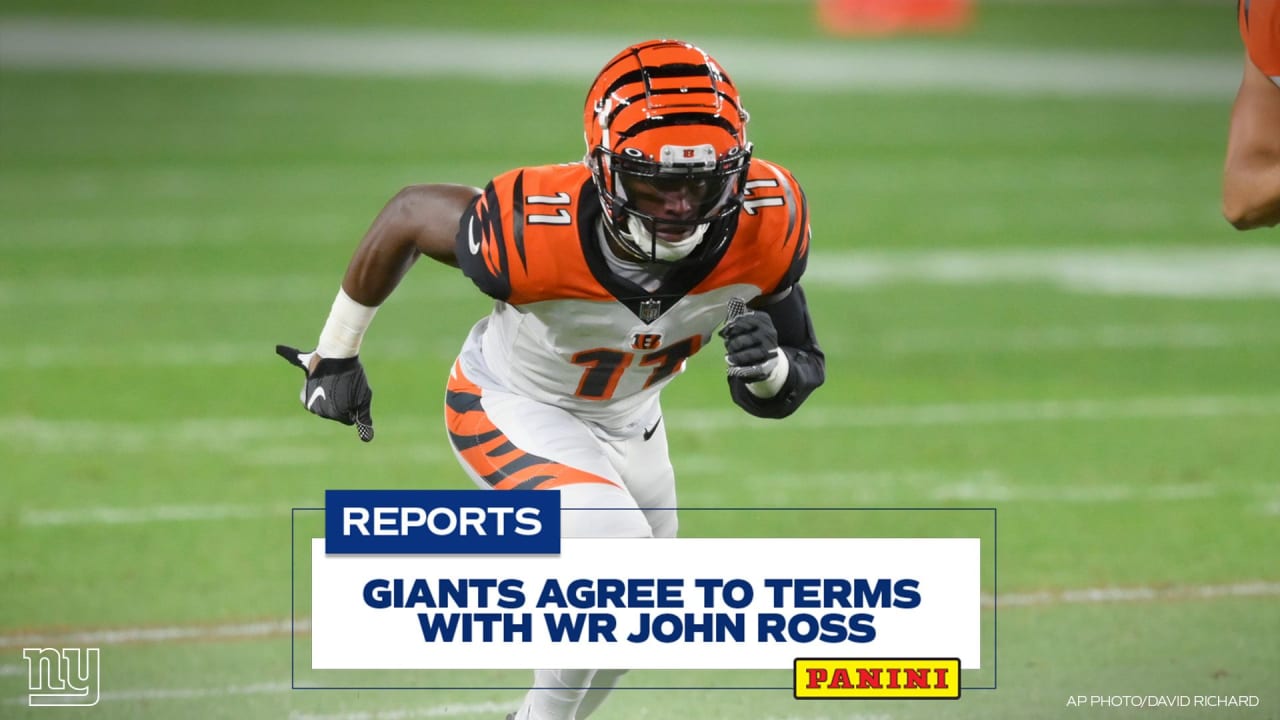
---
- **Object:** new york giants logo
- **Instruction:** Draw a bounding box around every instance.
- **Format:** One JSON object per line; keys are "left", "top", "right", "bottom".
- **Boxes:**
{"left": 23, "top": 647, "right": 100, "bottom": 707}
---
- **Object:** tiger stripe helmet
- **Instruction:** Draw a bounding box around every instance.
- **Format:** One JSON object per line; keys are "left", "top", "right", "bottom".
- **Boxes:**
{"left": 583, "top": 39, "right": 753, "bottom": 264}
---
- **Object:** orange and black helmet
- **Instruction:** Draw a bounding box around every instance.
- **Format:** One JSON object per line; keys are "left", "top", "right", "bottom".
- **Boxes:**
{"left": 583, "top": 39, "right": 753, "bottom": 263}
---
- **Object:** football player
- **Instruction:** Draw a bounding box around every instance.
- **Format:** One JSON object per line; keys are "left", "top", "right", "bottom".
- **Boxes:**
{"left": 1224, "top": 0, "right": 1280, "bottom": 229}
{"left": 278, "top": 39, "right": 825, "bottom": 720}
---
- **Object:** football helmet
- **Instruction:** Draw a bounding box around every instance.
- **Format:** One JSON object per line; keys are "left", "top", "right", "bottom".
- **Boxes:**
{"left": 583, "top": 39, "right": 753, "bottom": 264}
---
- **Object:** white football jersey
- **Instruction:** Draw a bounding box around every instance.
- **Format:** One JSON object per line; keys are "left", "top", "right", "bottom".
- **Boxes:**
{"left": 455, "top": 160, "right": 810, "bottom": 437}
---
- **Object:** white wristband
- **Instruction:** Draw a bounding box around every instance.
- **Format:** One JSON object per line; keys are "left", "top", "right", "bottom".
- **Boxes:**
{"left": 746, "top": 348, "right": 790, "bottom": 398}
{"left": 316, "top": 288, "right": 378, "bottom": 358}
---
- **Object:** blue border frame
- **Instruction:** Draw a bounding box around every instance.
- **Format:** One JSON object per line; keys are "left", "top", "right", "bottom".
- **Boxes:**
{"left": 291, "top": 506, "right": 997, "bottom": 692}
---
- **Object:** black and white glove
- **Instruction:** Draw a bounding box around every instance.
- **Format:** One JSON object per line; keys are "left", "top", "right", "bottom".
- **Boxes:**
{"left": 276, "top": 345, "right": 375, "bottom": 442}
{"left": 719, "top": 297, "right": 781, "bottom": 383}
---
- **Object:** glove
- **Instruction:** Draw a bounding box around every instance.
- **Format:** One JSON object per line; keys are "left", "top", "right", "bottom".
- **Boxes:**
{"left": 276, "top": 345, "right": 375, "bottom": 442}
{"left": 719, "top": 297, "right": 780, "bottom": 383}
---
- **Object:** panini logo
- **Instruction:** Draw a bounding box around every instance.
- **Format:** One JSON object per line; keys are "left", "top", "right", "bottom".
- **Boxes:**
{"left": 794, "top": 658, "right": 960, "bottom": 699}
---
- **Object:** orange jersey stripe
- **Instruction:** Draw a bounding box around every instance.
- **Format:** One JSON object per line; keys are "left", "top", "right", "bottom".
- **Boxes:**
{"left": 1241, "top": 0, "right": 1280, "bottom": 77}
{"left": 695, "top": 159, "right": 810, "bottom": 297}
{"left": 460, "top": 165, "right": 614, "bottom": 306}
{"left": 460, "top": 159, "right": 809, "bottom": 310}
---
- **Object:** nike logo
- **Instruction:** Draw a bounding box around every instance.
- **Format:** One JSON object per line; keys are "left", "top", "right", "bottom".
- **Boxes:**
{"left": 642, "top": 416, "right": 662, "bottom": 441}
{"left": 307, "top": 386, "right": 326, "bottom": 410}
{"left": 467, "top": 217, "right": 481, "bottom": 255}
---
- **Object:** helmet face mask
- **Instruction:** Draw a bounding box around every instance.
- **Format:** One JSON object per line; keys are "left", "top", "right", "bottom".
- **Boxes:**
{"left": 583, "top": 40, "right": 753, "bottom": 265}
{"left": 594, "top": 142, "right": 751, "bottom": 262}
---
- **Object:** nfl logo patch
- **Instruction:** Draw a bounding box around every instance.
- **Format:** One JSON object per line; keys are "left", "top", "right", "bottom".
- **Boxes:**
{"left": 639, "top": 299, "right": 662, "bottom": 323}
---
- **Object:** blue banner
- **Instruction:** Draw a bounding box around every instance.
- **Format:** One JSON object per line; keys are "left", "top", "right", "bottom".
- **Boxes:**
{"left": 324, "top": 489, "right": 560, "bottom": 555}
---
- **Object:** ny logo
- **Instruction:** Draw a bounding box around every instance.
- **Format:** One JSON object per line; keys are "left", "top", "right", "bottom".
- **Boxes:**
{"left": 23, "top": 647, "right": 100, "bottom": 707}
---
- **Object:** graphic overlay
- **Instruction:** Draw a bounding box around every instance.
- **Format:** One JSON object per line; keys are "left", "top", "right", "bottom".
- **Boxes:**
{"left": 324, "top": 489, "right": 559, "bottom": 555}
{"left": 794, "top": 658, "right": 961, "bottom": 699}
{"left": 23, "top": 647, "right": 100, "bottom": 707}
{"left": 312, "top": 536, "right": 980, "bottom": 670}
{"left": 305, "top": 492, "right": 984, "bottom": 683}
{"left": 1064, "top": 695, "right": 1262, "bottom": 711}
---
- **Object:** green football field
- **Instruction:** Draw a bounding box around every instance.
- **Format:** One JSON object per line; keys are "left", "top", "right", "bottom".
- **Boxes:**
{"left": 2, "top": 0, "right": 1277, "bottom": 718}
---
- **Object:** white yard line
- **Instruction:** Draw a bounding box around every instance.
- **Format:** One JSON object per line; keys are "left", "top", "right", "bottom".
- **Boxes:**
{"left": 0, "top": 17, "right": 1237, "bottom": 101}
{"left": 6, "top": 247, "right": 1280, "bottom": 302}
{"left": 0, "top": 415, "right": 458, "bottom": 461}
{"left": 680, "top": 394, "right": 1280, "bottom": 431}
{"left": 702, "top": 469, "right": 1271, "bottom": 506}
{"left": 241, "top": 443, "right": 446, "bottom": 467}
{"left": 20, "top": 504, "right": 285, "bottom": 527}
{"left": 802, "top": 246, "right": 1280, "bottom": 299}
{"left": 19, "top": 476, "right": 1270, "bottom": 531}
{"left": 96, "top": 681, "right": 291, "bottom": 702}
{"left": 4, "top": 688, "right": 518, "bottom": 713}
{"left": 2, "top": 581, "right": 1275, "bottom": 651}
{"left": 4, "top": 323, "right": 1279, "bottom": 370}
{"left": 928, "top": 480, "right": 1226, "bottom": 503}
{"left": 2, "top": 686, "right": 292, "bottom": 706}
{"left": 764, "top": 716, "right": 891, "bottom": 720}
{"left": 867, "top": 323, "right": 1280, "bottom": 356}
{"left": 289, "top": 702, "right": 520, "bottom": 720}
{"left": 988, "top": 580, "right": 1280, "bottom": 608}
{"left": 0, "top": 417, "right": 318, "bottom": 453}
{"left": 0, "top": 274, "right": 466, "bottom": 305}
{"left": 3, "top": 681, "right": 283, "bottom": 705}
{"left": 2, "top": 675, "right": 516, "bottom": 712}
{"left": 3, "top": 394, "right": 1278, "bottom": 457}
{"left": 0, "top": 338, "right": 462, "bottom": 369}
{"left": 3, "top": 581, "right": 1274, "bottom": 706}
{"left": 0, "top": 618, "right": 308, "bottom": 649}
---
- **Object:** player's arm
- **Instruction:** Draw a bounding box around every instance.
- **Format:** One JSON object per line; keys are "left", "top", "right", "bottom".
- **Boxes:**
{"left": 1223, "top": 52, "right": 1280, "bottom": 230}
{"left": 316, "top": 182, "right": 480, "bottom": 355}
{"left": 342, "top": 183, "right": 480, "bottom": 300}
{"left": 277, "top": 183, "right": 481, "bottom": 441}
{"left": 721, "top": 285, "right": 826, "bottom": 420}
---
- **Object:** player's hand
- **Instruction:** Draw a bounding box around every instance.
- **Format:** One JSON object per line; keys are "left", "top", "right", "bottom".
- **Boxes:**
{"left": 275, "top": 345, "right": 375, "bottom": 442}
{"left": 719, "top": 298, "right": 780, "bottom": 383}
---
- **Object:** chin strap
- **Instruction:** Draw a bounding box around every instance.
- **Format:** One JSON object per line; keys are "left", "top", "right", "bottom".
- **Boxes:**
{"left": 622, "top": 215, "right": 708, "bottom": 262}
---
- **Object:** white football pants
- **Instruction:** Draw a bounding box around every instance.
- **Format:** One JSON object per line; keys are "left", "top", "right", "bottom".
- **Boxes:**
{"left": 444, "top": 360, "right": 678, "bottom": 720}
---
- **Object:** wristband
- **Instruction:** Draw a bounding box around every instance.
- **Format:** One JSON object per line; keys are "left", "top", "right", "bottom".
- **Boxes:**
{"left": 316, "top": 288, "right": 378, "bottom": 358}
{"left": 746, "top": 348, "right": 790, "bottom": 398}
